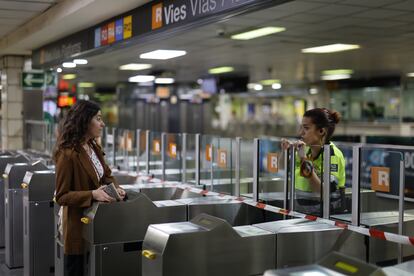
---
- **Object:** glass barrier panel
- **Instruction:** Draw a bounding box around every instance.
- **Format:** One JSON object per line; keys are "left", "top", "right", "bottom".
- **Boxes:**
{"left": 239, "top": 139, "right": 254, "bottom": 198}
{"left": 137, "top": 130, "right": 147, "bottom": 174}
{"left": 149, "top": 131, "right": 162, "bottom": 176}
{"left": 200, "top": 135, "right": 216, "bottom": 190}
{"left": 211, "top": 137, "right": 234, "bottom": 195}
{"left": 103, "top": 127, "right": 115, "bottom": 167}
{"left": 184, "top": 134, "right": 197, "bottom": 185}
{"left": 114, "top": 128, "right": 125, "bottom": 170}
{"left": 124, "top": 129, "right": 136, "bottom": 172}
{"left": 164, "top": 133, "right": 182, "bottom": 182}
{"left": 258, "top": 138, "right": 285, "bottom": 207}
{"left": 358, "top": 149, "right": 406, "bottom": 264}
{"left": 329, "top": 143, "right": 353, "bottom": 221}
{"left": 293, "top": 143, "right": 324, "bottom": 217}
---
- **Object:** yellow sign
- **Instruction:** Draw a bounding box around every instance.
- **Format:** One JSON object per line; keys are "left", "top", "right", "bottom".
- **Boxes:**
{"left": 153, "top": 139, "right": 161, "bottom": 154}
{"left": 371, "top": 167, "right": 390, "bottom": 192}
{"left": 217, "top": 149, "right": 227, "bottom": 168}
{"left": 267, "top": 153, "right": 278, "bottom": 173}
{"left": 123, "top": 15, "right": 132, "bottom": 39}
{"left": 205, "top": 144, "right": 212, "bottom": 161}
{"left": 152, "top": 3, "right": 163, "bottom": 30}
{"left": 168, "top": 143, "right": 177, "bottom": 159}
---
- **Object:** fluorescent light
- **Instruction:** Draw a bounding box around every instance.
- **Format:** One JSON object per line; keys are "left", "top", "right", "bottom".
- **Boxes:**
{"left": 73, "top": 59, "right": 88, "bottom": 65}
{"left": 119, "top": 63, "right": 152, "bottom": 70}
{"left": 140, "top": 50, "right": 186, "bottom": 60}
{"left": 128, "top": 75, "right": 155, "bottom": 83}
{"left": 260, "top": 79, "right": 280, "bottom": 85}
{"left": 407, "top": 72, "right": 414, "bottom": 77}
{"left": 231, "top": 27, "right": 285, "bottom": 40}
{"left": 208, "top": 66, "right": 234, "bottom": 74}
{"left": 56, "top": 68, "right": 62, "bottom": 73}
{"left": 302, "top": 44, "right": 360, "bottom": 53}
{"left": 62, "top": 74, "right": 76, "bottom": 80}
{"left": 321, "top": 74, "right": 351, "bottom": 81}
{"left": 309, "top": 88, "right": 318, "bottom": 95}
{"left": 155, "top": 78, "right": 175, "bottom": 84}
{"left": 272, "top": 83, "right": 282, "bottom": 89}
{"left": 248, "top": 83, "right": 263, "bottom": 91}
{"left": 322, "top": 69, "right": 354, "bottom": 75}
{"left": 78, "top": 82, "right": 95, "bottom": 88}
{"left": 62, "top": 62, "right": 76, "bottom": 68}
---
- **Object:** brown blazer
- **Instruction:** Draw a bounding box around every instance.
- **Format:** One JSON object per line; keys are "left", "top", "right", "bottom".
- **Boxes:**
{"left": 55, "top": 140, "right": 117, "bottom": 255}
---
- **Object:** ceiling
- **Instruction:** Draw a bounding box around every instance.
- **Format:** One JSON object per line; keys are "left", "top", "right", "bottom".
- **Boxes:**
{"left": 4, "top": 0, "right": 414, "bottom": 86}
{"left": 0, "top": 0, "right": 59, "bottom": 39}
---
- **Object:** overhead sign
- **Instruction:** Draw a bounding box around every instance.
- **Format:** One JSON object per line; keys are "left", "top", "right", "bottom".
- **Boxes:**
{"left": 33, "top": 0, "right": 290, "bottom": 67}
{"left": 22, "top": 72, "right": 45, "bottom": 89}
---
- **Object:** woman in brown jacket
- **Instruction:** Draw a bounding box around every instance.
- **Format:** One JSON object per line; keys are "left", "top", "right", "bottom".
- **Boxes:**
{"left": 54, "top": 100, "right": 125, "bottom": 276}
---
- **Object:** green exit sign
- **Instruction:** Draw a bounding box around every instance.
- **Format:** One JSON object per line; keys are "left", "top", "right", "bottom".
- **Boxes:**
{"left": 22, "top": 72, "right": 45, "bottom": 89}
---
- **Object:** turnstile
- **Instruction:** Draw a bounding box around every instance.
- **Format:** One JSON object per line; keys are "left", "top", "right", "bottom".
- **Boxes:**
{"left": 263, "top": 251, "right": 384, "bottom": 276}
{"left": 22, "top": 170, "right": 55, "bottom": 276}
{"left": 332, "top": 211, "right": 414, "bottom": 264}
{"left": 83, "top": 192, "right": 187, "bottom": 276}
{"left": 3, "top": 161, "right": 48, "bottom": 268}
{"left": 0, "top": 154, "right": 29, "bottom": 248}
{"left": 383, "top": 259, "right": 414, "bottom": 275}
{"left": 142, "top": 216, "right": 365, "bottom": 275}
{"left": 142, "top": 213, "right": 275, "bottom": 276}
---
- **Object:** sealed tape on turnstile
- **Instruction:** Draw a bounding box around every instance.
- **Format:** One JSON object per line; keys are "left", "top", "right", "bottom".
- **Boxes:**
{"left": 121, "top": 174, "right": 414, "bottom": 247}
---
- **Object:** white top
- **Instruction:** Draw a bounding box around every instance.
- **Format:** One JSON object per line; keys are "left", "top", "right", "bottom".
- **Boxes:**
{"left": 89, "top": 147, "right": 104, "bottom": 181}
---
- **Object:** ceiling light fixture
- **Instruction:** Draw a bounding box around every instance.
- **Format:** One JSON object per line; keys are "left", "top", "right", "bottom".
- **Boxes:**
{"left": 272, "top": 83, "right": 282, "bottom": 89}
{"left": 140, "top": 50, "right": 187, "bottom": 60}
{"left": 119, "top": 63, "right": 152, "bottom": 70}
{"left": 155, "top": 78, "right": 175, "bottom": 84}
{"left": 208, "top": 66, "right": 234, "bottom": 74}
{"left": 231, "top": 27, "right": 286, "bottom": 40}
{"left": 62, "top": 62, "right": 76, "bottom": 68}
{"left": 407, "top": 72, "right": 414, "bottom": 77}
{"left": 56, "top": 68, "right": 62, "bottom": 73}
{"left": 62, "top": 74, "right": 76, "bottom": 80}
{"left": 260, "top": 79, "right": 281, "bottom": 86}
{"left": 302, "top": 44, "right": 360, "bottom": 54}
{"left": 128, "top": 75, "right": 155, "bottom": 83}
{"left": 78, "top": 82, "right": 95, "bottom": 88}
{"left": 73, "top": 59, "right": 88, "bottom": 65}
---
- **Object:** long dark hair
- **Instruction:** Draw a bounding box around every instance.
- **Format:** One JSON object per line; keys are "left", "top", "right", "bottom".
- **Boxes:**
{"left": 304, "top": 108, "right": 341, "bottom": 143}
{"left": 53, "top": 100, "right": 100, "bottom": 161}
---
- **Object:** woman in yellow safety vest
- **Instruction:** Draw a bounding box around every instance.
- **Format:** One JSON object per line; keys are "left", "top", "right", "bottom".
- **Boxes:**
{"left": 282, "top": 108, "right": 345, "bottom": 215}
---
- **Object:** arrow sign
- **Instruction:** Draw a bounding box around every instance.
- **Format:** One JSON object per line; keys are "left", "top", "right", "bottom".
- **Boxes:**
{"left": 22, "top": 72, "right": 45, "bottom": 89}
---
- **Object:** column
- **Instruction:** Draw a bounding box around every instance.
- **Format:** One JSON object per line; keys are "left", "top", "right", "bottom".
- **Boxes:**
{"left": 1, "top": 55, "right": 25, "bottom": 150}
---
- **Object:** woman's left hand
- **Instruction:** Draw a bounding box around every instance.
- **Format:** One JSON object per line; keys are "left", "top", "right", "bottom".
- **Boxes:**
{"left": 117, "top": 188, "right": 126, "bottom": 200}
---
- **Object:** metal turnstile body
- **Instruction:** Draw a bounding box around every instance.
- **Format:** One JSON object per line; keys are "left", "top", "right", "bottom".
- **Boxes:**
{"left": 83, "top": 192, "right": 187, "bottom": 276}
{"left": 142, "top": 213, "right": 275, "bottom": 276}
{"left": 22, "top": 170, "right": 55, "bottom": 276}
{"left": 3, "top": 161, "right": 47, "bottom": 268}
{"left": 254, "top": 218, "right": 365, "bottom": 268}
{"left": 383, "top": 259, "right": 414, "bottom": 275}
{"left": 332, "top": 211, "right": 414, "bottom": 264}
{"left": 0, "top": 154, "right": 28, "bottom": 248}
{"left": 263, "top": 251, "right": 384, "bottom": 276}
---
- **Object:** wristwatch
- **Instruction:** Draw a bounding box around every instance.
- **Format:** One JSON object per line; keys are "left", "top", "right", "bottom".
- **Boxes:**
{"left": 300, "top": 160, "right": 313, "bottom": 178}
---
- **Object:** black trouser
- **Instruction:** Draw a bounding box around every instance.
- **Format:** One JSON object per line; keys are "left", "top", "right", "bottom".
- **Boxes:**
{"left": 64, "top": 255, "right": 84, "bottom": 276}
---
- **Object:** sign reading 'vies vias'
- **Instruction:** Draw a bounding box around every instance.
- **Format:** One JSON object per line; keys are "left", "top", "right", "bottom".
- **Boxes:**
{"left": 32, "top": 0, "right": 289, "bottom": 67}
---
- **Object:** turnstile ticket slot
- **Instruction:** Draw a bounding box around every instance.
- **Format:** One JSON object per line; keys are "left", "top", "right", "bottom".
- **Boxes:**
{"left": 124, "top": 241, "right": 142, "bottom": 252}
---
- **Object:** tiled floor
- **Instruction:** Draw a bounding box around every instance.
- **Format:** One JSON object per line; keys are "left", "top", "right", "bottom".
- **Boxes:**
{"left": 0, "top": 249, "right": 23, "bottom": 276}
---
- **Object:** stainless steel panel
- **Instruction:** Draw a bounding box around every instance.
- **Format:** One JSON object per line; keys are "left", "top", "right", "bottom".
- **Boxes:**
{"left": 83, "top": 192, "right": 187, "bottom": 276}
{"left": 142, "top": 214, "right": 275, "bottom": 276}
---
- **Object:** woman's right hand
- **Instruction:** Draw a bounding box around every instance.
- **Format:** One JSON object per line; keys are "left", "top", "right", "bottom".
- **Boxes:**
{"left": 281, "top": 138, "right": 292, "bottom": 150}
{"left": 92, "top": 186, "right": 115, "bottom": 202}
{"left": 294, "top": 140, "right": 306, "bottom": 160}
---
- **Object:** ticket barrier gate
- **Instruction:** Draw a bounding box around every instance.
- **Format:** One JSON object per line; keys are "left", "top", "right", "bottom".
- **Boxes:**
{"left": 22, "top": 170, "right": 55, "bottom": 276}
{"left": 332, "top": 211, "right": 414, "bottom": 264}
{"left": 3, "top": 161, "right": 48, "bottom": 268}
{"left": 383, "top": 259, "right": 414, "bottom": 275}
{"left": 142, "top": 213, "right": 276, "bottom": 276}
{"left": 82, "top": 191, "right": 187, "bottom": 276}
{"left": 142, "top": 216, "right": 365, "bottom": 275}
{"left": 263, "top": 251, "right": 384, "bottom": 276}
{"left": 0, "top": 154, "right": 29, "bottom": 248}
